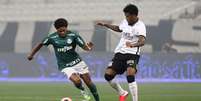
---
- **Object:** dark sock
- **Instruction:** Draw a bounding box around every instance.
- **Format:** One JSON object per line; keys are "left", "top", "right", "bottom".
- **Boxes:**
{"left": 75, "top": 83, "right": 85, "bottom": 91}
{"left": 88, "top": 83, "right": 100, "bottom": 101}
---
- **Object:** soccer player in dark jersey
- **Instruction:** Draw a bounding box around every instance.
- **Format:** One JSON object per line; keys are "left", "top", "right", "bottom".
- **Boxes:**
{"left": 97, "top": 4, "right": 146, "bottom": 101}
{"left": 27, "top": 18, "right": 99, "bottom": 101}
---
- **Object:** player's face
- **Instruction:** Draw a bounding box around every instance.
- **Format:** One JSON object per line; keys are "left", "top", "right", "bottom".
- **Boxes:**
{"left": 124, "top": 13, "right": 138, "bottom": 26}
{"left": 57, "top": 27, "right": 67, "bottom": 37}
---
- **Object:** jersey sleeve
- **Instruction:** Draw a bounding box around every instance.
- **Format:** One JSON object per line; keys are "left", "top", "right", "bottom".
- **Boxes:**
{"left": 75, "top": 33, "right": 86, "bottom": 48}
{"left": 136, "top": 22, "right": 146, "bottom": 37}
{"left": 41, "top": 36, "right": 51, "bottom": 46}
{"left": 119, "top": 19, "right": 126, "bottom": 31}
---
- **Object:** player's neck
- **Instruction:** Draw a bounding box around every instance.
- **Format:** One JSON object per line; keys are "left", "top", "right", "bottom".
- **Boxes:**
{"left": 58, "top": 33, "right": 67, "bottom": 38}
{"left": 128, "top": 18, "right": 138, "bottom": 26}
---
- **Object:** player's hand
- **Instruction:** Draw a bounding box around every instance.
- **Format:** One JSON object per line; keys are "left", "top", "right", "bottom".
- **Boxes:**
{"left": 126, "top": 42, "right": 133, "bottom": 48}
{"left": 86, "top": 42, "right": 94, "bottom": 51}
{"left": 27, "top": 55, "right": 33, "bottom": 61}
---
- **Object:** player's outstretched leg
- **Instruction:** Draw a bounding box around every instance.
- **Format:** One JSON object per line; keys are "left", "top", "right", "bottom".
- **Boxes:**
{"left": 105, "top": 74, "right": 128, "bottom": 101}
{"left": 70, "top": 73, "right": 91, "bottom": 101}
{"left": 81, "top": 73, "right": 100, "bottom": 101}
{"left": 104, "top": 68, "right": 128, "bottom": 101}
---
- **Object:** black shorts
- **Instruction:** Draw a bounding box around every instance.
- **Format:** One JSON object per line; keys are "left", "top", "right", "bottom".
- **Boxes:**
{"left": 108, "top": 53, "right": 140, "bottom": 74}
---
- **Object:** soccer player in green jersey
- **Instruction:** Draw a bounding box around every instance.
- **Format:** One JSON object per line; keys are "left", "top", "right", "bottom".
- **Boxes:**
{"left": 27, "top": 18, "right": 100, "bottom": 101}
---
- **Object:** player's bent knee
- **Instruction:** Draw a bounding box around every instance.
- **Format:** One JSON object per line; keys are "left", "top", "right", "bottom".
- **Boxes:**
{"left": 127, "top": 67, "right": 137, "bottom": 75}
{"left": 127, "top": 75, "right": 135, "bottom": 83}
{"left": 70, "top": 77, "right": 82, "bottom": 84}
{"left": 73, "top": 80, "right": 82, "bottom": 86}
{"left": 104, "top": 74, "right": 115, "bottom": 81}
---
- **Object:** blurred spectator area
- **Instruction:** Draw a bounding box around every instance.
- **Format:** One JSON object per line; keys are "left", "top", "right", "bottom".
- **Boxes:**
{"left": 0, "top": 0, "right": 197, "bottom": 24}
{"left": 0, "top": 0, "right": 201, "bottom": 53}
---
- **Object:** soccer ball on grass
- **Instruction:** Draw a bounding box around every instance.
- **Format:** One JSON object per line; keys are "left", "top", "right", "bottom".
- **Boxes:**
{"left": 61, "top": 97, "right": 72, "bottom": 101}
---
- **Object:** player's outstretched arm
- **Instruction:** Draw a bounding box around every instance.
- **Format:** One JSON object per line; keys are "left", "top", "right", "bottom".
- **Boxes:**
{"left": 27, "top": 43, "right": 43, "bottom": 61}
{"left": 96, "top": 22, "right": 122, "bottom": 32}
{"left": 83, "top": 42, "right": 93, "bottom": 51}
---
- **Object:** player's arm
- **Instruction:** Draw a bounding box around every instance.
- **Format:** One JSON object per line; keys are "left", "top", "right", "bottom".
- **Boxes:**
{"left": 27, "top": 36, "right": 51, "bottom": 60}
{"left": 126, "top": 35, "right": 146, "bottom": 48}
{"left": 75, "top": 34, "right": 93, "bottom": 51}
{"left": 27, "top": 43, "right": 43, "bottom": 60}
{"left": 97, "top": 22, "right": 122, "bottom": 32}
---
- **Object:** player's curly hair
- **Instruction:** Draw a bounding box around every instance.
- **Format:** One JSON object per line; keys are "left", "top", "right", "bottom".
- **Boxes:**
{"left": 54, "top": 18, "right": 68, "bottom": 29}
{"left": 123, "top": 4, "right": 138, "bottom": 16}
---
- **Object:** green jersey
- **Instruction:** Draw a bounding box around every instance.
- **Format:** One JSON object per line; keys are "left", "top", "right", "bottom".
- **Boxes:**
{"left": 42, "top": 31, "right": 86, "bottom": 70}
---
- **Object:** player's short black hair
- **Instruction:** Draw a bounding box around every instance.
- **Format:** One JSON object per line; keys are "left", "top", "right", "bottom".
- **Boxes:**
{"left": 123, "top": 4, "right": 138, "bottom": 16}
{"left": 54, "top": 18, "right": 68, "bottom": 29}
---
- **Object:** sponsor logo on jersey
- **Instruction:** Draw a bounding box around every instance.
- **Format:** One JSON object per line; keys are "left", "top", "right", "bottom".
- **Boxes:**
{"left": 57, "top": 46, "right": 73, "bottom": 52}
{"left": 65, "top": 58, "right": 81, "bottom": 67}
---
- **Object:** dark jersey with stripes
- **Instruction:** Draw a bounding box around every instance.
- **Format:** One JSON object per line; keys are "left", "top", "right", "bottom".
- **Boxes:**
{"left": 42, "top": 31, "right": 85, "bottom": 70}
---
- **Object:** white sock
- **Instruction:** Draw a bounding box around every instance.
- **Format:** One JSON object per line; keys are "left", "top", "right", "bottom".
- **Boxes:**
{"left": 108, "top": 80, "right": 125, "bottom": 95}
{"left": 128, "top": 82, "right": 138, "bottom": 101}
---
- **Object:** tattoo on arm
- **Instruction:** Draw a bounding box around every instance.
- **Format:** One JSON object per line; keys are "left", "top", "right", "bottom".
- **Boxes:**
{"left": 133, "top": 35, "right": 146, "bottom": 47}
{"left": 104, "top": 24, "right": 122, "bottom": 32}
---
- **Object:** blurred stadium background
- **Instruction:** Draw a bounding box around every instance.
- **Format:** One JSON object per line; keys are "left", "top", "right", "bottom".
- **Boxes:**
{"left": 0, "top": 0, "right": 201, "bottom": 101}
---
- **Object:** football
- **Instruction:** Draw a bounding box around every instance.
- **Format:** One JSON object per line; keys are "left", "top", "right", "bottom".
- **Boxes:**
{"left": 61, "top": 97, "right": 72, "bottom": 101}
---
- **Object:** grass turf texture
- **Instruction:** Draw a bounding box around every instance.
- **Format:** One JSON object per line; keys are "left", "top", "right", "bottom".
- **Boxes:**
{"left": 0, "top": 82, "right": 200, "bottom": 101}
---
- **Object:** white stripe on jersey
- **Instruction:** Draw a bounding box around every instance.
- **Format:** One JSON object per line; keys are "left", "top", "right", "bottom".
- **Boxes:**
{"left": 43, "top": 39, "right": 49, "bottom": 44}
{"left": 114, "top": 19, "right": 146, "bottom": 55}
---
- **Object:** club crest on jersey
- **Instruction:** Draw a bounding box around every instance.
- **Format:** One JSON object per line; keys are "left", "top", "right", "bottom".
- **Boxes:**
{"left": 66, "top": 39, "right": 72, "bottom": 44}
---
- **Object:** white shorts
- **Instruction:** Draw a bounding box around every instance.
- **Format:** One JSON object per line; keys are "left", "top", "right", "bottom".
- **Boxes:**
{"left": 61, "top": 61, "right": 89, "bottom": 79}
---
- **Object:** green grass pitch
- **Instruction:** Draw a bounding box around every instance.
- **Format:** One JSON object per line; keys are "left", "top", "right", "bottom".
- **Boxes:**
{"left": 0, "top": 82, "right": 200, "bottom": 101}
